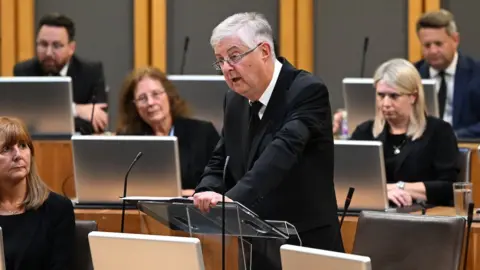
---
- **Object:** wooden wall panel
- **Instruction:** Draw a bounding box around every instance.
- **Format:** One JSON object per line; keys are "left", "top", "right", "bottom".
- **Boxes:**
{"left": 0, "top": 0, "right": 17, "bottom": 76}
{"left": 150, "top": 0, "right": 166, "bottom": 71}
{"left": 16, "top": 0, "right": 35, "bottom": 63}
{"left": 134, "top": 0, "right": 150, "bottom": 68}
{"left": 279, "top": 0, "right": 296, "bottom": 63}
{"left": 408, "top": 0, "right": 424, "bottom": 63}
{"left": 295, "top": 0, "right": 313, "bottom": 72}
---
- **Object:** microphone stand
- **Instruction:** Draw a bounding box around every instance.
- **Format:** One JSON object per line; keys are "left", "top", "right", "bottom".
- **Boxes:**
{"left": 463, "top": 203, "right": 475, "bottom": 270}
{"left": 120, "top": 152, "right": 143, "bottom": 233}
{"left": 222, "top": 156, "right": 230, "bottom": 270}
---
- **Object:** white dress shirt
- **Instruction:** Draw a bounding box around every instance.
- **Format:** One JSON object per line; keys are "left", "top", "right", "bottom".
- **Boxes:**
{"left": 429, "top": 52, "right": 458, "bottom": 124}
{"left": 250, "top": 59, "right": 283, "bottom": 119}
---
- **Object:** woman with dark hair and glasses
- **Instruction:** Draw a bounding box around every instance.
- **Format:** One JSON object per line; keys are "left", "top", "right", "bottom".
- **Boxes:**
{"left": 116, "top": 67, "right": 220, "bottom": 195}
{"left": 350, "top": 58, "right": 459, "bottom": 207}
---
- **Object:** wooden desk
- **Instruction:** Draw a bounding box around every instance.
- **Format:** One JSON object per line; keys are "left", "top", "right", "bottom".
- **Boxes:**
{"left": 459, "top": 142, "right": 480, "bottom": 205}
{"left": 75, "top": 208, "right": 240, "bottom": 270}
{"left": 75, "top": 207, "right": 479, "bottom": 270}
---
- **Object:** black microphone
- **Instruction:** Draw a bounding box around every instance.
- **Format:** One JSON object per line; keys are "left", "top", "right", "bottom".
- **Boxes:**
{"left": 120, "top": 152, "right": 143, "bottom": 233}
{"left": 332, "top": 187, "right": 355, "bottom": 251}
{"left": 221, "top": 156, "right": 230, "bottom": 270}
{"left": 180, "top": 36, "right": 190, "bottom": 74}
{"left": 463, "top": 202, "right": 475, "bottom": 270}
{"left": 360, "top": 37, "right": 369, "bottom": 77}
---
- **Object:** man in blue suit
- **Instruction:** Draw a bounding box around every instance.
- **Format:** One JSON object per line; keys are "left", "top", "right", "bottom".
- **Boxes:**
{"left": 414, "top": 9, "right": 480, "bottom": 138}
{"left": 332, "top": 9, "right": 480, "bottom": 138}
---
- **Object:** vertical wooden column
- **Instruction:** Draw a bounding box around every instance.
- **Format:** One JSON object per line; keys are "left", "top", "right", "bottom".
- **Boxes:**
{"left": 0, "top": 0, "right": 17, "bottom": 76}
{"left": 279, "top": 0, "right": 296, "bottom": 64}
{"left": 295, "top": 0, "right": 313, "bottom": 72}
{"left": 150, "top": 0, "right": 166, "bottom": 72}
{"left": 134, "top": 0, "right": 150, "bottom": 69}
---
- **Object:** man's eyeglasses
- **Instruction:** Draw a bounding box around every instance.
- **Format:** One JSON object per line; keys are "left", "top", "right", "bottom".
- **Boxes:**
{"left": 212, "top": 43, "right": 262, "bottom": 71}
{"left": 36, "top": 41, "right": 66, "bottom": 52}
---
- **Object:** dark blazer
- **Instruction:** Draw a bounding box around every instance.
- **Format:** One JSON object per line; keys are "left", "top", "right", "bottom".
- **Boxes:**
{"left": 195, "top": 58, "right": 342, "bottom": 251}
{"left": 13, "top": 55, "right": 107, "bottom": 134}
{"left": 351, "top": 116, "right": 459, "bottom": 206}
{"left": 0, "top": 192, "right": 75, "bottom": 270}
{"left": 415, "top": 53, "right": 480, "bottom": 138}
{"left": 119, "top": 117, "right": 220, "bottom": 189}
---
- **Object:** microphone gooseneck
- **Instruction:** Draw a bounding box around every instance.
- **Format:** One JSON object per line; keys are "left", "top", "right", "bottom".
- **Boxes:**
{"left": 120, "top": 152, "right": 143, "bottom": 233}
{"left": 222, "top": 156, "right": 230, "bottom": 270}
{"left": 463, "top": 202, "right": 475, "bottom": 270}
{"left": 360, "top": 36, "right": 369, "bottom": 78}
{"left": 180, "top": 36, "right": 190, "bottom": 75}
{"left": 332, "top": 187, "right": 355, "bottom": 251}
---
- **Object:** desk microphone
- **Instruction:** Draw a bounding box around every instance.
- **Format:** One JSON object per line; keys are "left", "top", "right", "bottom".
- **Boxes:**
{"left": 180, "top": 36, "right": 190, "bottom": 74}
{"left": 120, "top": 152, "right": 143, "bottom": 233}
{"left": 463, "top": 202, "right": 475, "bottom": 270}
{"left": 332, "top": 187, "right": 355, "bottom": 251}
{"left": 221, "top": 156, "right": 230, "bottom": 270}
{"left": 360, "top": 37, "right": 369, "bottom": 77}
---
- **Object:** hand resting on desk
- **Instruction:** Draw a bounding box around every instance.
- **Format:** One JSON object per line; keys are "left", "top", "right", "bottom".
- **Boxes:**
{"left": 388, "top": 187, "right": 413, "bottom": 207}
{"left": 192, "top": 191, "right": 233, "bottom": 213}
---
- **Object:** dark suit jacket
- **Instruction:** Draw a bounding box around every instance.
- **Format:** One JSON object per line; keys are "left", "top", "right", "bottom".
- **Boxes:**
{"left": 351, "top": 116, "right": 459, "bottom": 206}
{"left": 119, "top": 117, "right": 220, "bottom": 189}
{"left": 13, "top": 55, "right": 107, "bottom": 134}
{"left": 415, "top": 53, "right": 480, "bottom": 138}
{"left": 195, "top": 58, "right": 342, "bottom": 248}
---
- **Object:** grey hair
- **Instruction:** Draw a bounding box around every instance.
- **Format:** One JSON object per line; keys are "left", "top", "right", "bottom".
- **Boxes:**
{"left": 416, "top": 9, "right": 458, "bottom": 36}
{"left": 210, "top": 12, "right": 276, "bottom": 59}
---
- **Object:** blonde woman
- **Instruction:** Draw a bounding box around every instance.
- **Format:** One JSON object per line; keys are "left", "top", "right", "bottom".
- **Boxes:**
{"left": 351, "top": 58, "right": 459, "bottom": 207}
{"left": 0, "top": 117, "right": 74, "bottom": 269}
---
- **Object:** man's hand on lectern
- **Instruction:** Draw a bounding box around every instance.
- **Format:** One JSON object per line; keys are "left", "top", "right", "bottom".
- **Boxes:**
{"left": 193, "top": 191, "right": 232, "bottom": 213}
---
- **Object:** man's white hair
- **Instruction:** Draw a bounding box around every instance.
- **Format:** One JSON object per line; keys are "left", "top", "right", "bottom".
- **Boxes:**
{"left": 210, "top": 12, "right": 276, "bottom": 59}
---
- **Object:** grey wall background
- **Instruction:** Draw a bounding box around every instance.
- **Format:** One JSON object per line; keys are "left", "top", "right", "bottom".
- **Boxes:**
{"left": 35, "top": 0, "right": 133, "bottom": 130}
{"left": 314, "top": 0, "right": 408, "bottom": 111}
{"left": 166, "top": 0, "right": 279, "bottom": 75}
{"left": 442, "top": 0, "right": 480, "bottom": 60}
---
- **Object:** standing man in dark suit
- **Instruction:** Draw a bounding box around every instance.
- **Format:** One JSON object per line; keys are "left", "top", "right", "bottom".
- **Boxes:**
{"left": 193, "top": 12, "right": 343, "bottom": 269}
{"left": 414, "top": 9, "right": 480, "bottom": 138}
{"left": 13, "top": 13, "right": 108, "bottom": 134}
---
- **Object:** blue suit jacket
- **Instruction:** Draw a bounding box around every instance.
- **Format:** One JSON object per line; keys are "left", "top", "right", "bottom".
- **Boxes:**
{"left": 415, "top": 53, "right": 480, "bottom": 138}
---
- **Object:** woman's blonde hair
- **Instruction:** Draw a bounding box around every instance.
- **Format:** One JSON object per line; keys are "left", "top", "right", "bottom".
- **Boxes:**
{"left": 0, "top": 117, "right": 50, "bottom": 210}
{"left": 372, "top": 58, "right": 427, "bottom": 140}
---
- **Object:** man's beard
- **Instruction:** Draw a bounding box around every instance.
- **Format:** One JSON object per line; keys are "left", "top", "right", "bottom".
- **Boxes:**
{"left": 40, "top": 58, "right": 67, "bottom": 74}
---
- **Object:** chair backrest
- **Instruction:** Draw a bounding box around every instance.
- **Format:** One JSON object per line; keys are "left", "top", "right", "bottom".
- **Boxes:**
{"left": 352, "top": 211, "right": 465, "bottom": 270}
{"left": 74, "top": 220, "right": 98, "bottom": 270}
{"left": 457, "top": 148, "right": 471, "bottom": 182}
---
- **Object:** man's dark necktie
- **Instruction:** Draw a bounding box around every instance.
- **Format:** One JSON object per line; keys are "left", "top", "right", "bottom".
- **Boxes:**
{"left": 248, "top": 101, "right": 263, "bottom": 149}
{"left": 438, "top": 70, "right": 447, "bottom": 118}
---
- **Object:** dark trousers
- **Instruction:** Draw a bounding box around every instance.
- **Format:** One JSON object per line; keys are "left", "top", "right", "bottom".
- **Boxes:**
{"left": 239, "top": 224, "right": 345, "bottom": 270}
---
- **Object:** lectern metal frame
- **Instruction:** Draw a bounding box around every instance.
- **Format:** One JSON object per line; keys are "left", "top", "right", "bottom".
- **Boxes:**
{"left": 123, "top": 198, "right": 301, "bottom": 270}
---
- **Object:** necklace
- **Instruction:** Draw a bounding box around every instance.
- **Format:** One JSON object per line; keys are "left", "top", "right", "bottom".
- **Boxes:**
{"left": 393, "top": 139, "right": 407, "bottom": 155}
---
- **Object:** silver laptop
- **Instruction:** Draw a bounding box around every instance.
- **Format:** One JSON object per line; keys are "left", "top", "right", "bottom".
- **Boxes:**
{"left": 280, "top": 244, "right": 371, "bottom": 270}
{"left": 334, "top": 140, "right": 389, "bottom": 211}
{"left": 72, "top": 135, "right": 182, "bottom": 204}
{"left": 88, "top": 231, "right": 205, "bottom": 270}
{"left": 0, "top": 77, "right": 74, "bottom": 136}
{"left": 342, "top": 78, "right": 437, "bottom": 136}
{"left": 168, "top": 75, "right": 227, "bottom": 132}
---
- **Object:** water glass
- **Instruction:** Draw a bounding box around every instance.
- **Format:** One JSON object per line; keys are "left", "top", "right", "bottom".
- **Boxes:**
{"left": 453, "top": 182, "right": 473, "bottom": 217}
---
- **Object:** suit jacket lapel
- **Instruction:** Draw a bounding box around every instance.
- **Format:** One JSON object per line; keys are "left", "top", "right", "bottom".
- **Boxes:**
{"left": 246, "top": 59, "right": 293, "bottom": 169}
{"left": 452, "top": 54, "right": 471, "bottom": 126}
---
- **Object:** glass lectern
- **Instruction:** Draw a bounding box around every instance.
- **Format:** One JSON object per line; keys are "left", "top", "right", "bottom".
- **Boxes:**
{"left": 122, "top": 197, "right": 301, "bottom": 270}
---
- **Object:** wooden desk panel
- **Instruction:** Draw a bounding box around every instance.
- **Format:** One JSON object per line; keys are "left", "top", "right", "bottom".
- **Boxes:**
{"left": 75, "top": 209, "right": 240, "bottom": 270}
{"left": 33, "top": 140, "right": 76, "bottom": 198}
{"left": 75, "top": 207, "right": 479, "bottom": 270}
{"left": 459, "top": 143, "right": 480, "bottom": 205}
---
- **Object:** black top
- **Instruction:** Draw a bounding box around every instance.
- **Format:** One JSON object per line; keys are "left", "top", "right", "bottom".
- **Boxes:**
{"left": 0, "top": 192, "right": 75, "bottom": 270}
{"left": 118, "top": 117, "right": 220, "bottom": 189}
{"left": 351, "top": 116, "right": 460, "bottom": 206}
